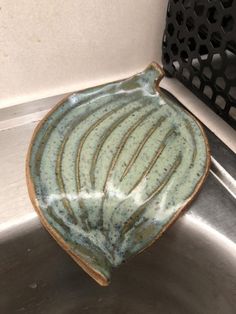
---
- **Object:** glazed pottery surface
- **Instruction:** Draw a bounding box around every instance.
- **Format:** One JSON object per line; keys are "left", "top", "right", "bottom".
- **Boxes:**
{"left": 26, "top": 63, "right": 210, "bottom": 285}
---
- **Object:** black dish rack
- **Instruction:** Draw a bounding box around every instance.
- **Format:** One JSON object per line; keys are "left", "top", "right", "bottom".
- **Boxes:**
{"left": 162, "top": 0, "right": 236, "bottom": 129}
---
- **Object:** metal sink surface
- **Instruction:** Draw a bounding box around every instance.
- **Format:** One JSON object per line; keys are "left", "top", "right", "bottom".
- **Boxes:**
{"left": 0, "top": 109, "right": 235, "bottom": 313}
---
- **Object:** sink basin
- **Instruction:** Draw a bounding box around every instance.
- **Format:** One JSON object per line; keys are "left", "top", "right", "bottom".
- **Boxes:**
{"left": 0, "top": 102, "right": 235, "bottom": 313}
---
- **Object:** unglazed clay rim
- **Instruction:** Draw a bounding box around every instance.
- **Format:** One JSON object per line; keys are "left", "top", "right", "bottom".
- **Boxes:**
{"left": 26, "top": 62, "right": 211, "bottom": 286}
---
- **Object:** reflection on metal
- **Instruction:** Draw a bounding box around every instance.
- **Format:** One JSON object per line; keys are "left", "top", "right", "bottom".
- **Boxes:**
{"left": 184, "top": 213, "right": 236, "bottom": 255}
{"left": 210, "top": 157, "right": 236, "bottom": 199}
{"left": 0, "top": 212, "right": 37, "bottom": 235}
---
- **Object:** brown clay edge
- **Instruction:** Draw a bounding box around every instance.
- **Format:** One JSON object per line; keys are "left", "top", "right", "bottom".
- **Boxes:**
{"left": 130, "top": 120, "right": 211, "bottom": 261}
{"left": 25, "top": 94, "right": 110, "bottom": 286}
{"left": 25, "top": 62, "right": 211, "bottom": 286}
{"left": 130, "top": 63, "right": 211, "bottom": 260}
{"left": 26, "top": 165, "right": 109, "bottom": 286}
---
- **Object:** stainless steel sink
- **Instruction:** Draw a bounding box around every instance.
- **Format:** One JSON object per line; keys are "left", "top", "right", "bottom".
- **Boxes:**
{"left": 0, "top": 118, "right": 235, "bottom": 313}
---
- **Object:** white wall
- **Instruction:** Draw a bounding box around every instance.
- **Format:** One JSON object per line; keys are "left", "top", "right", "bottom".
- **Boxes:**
{"left": 0, "top": 0, "right": 168, "bottom": 108}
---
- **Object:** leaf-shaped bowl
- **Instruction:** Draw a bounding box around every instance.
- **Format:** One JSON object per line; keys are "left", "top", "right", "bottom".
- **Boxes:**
{"left": 26, "top": 63, "right": 210, "bottom": 286}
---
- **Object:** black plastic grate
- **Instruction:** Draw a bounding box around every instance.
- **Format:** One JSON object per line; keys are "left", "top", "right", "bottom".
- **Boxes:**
{"left": 162, "top": 0, "right": 236, "bottom": 129}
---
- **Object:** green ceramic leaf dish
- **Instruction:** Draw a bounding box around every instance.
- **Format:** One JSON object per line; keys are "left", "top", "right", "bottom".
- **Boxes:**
{"left": 26, "top": 63, "right": 210, "bottom": 286}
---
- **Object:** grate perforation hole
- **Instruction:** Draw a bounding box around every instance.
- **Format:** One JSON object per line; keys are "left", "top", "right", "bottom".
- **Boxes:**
{"left": 182, "top": 0, "right": 192, "bottom": 10}
{"left": 212, "top": 54, "right": 222, "bottom": 70}
{"left": 229, "top": 86, "right": 236, "bottom": 100}
{"left": 173, "top": 60, "right": 180, "bottom": 71}
{"left": 186, "top": 16, "right": 195, "bottom": 31}
{"left": 192, "top": 58, "right": 201, "bottom": 71}
{"left": 199, "top": 45, "right": 209, "bottom": 60}
{"left": 194, "top": 3, "right": 205, "bottom": 16}
{"left": 203, "top": 86, "right": 213, "bottom": 99}
{"left": 198, "top": 24, "right": 208, "bottom": 40}
{"left": 222, "top": 15, "right": 234, "bottom": 32}
{"left": 210, "top": 32, "right": 222, "bottom": 48}
{"left": 192, "top": 76, "right": 201, "bottom": 88}
{"left": 167, "top": 23, "right": 175, "bottom": 36}
{"left": 225, "top": 64, "right": 236, "bottom": 80}
{"left": 215, "top": 95, "right": 226, "bottom": 109}
{"left": 207, "top": 7, "right": 218, "bottom": 24}
{"left": 188, "top": 37, "right": 197, "bottom": 51}
{"left": 203, "top": 67, "right": 212, "bottom": 80}
{"left": 176, "top": 11, "right": 184, "bottom": 25}
{"left": 182, "top": 67, "right": 191, "bottom": 80}
{"left": 164, "top": 52, "right": 171, "bottom": 64}
{"left": 229, "top": 106, "right": 236, "bottom": 119}
{"left": 220, "top": 0, "right": 233, "bottom": 9}
{"left": 215, "top": 77, "right": 226, "bottom": 91}
{"left": 171, "top": 43, "right": 179, "bottom": 55}
{"left": 180, "top": 50, "right": 189, "bottom": 62}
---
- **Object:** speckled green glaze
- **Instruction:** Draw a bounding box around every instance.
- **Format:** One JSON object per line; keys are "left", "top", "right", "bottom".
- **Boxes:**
{"left": 27, "top": 63, "right": 209, "bottom": 285}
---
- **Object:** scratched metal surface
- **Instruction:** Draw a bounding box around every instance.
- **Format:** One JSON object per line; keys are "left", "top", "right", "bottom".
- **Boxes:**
{"left": 0, "top": 99, "right": 235, "bottom": 314}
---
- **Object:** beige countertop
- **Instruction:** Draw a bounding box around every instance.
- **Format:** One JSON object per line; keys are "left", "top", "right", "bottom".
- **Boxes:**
{"left": 0, "top": 0, "right": 167, "bottom": 108}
